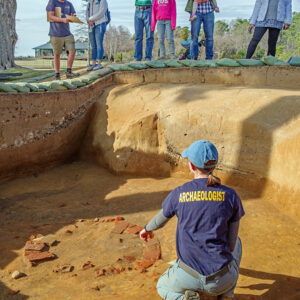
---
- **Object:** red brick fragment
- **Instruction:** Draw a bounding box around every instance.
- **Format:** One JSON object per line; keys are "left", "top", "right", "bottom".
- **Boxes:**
{"left": 116, "top": 216, "right": 125, "bottom": 221}
{"left": 29, "top": 234, "right": 43, "bottom": 240}
{"left": 25, "top": 251, "right": 55, "bottom": 263}
{"left": 123, "top": 255, "right": 136, "bottom": 262}
{"left": 43, "top": 223, "right": 50, "bottom": 226}
{"left": 125, "top": 267, "right": 132, "bottom": 271}
{"left": 24, "top": 242, "right": 46, "bottom": 252}
{"left": 96, "top": 269, "right": 106, "bottom": 277}
{"left": 127, "top": 226, "right": 143, "bottom": 234}
{"left": 8, "top": 290, "right": 20, "bottom": 295}
{"left": 82, "top": 261, "right": 95, "bottom": 270}
{"left": 106, "top": 218, "right": 115, "bottom": 222}
{"left": 59, "top": 203, "right": 66, "bottom": 208}
{"left": 108, "top": 265, "right": 120, "bottom": 274}
{"left": 119, "top": 238, "right": 123, "bottom": 243}
{"left": 112, "top": 221, "right": 129, "bottom": 234}
{"left": 135, "top": 260, "right": 154, "bottom": 270}
{"left": 142, "top": 239, "right": 161, "bottom": 261}
{"left": 139, "top": 284, "right": 144, "bottom": 288}
{"left": 65, "top": 230, "right": 73, "bottom": 234}
{"left": 71, "top": 274, "right": 78, "bottom": 277}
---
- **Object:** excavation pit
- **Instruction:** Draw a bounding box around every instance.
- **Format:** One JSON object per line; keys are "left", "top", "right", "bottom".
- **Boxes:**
{"left": 0, "top": 67, "right": 300, "bottom": 299}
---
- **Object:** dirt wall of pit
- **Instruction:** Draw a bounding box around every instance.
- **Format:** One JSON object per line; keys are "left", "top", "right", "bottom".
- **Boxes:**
{"left": 0, "top": 67, "right": 300, "bottom": 221}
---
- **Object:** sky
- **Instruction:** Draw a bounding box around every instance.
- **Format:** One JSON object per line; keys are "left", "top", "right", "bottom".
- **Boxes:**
{"left": 15, "top": 0, "right": 300, "bottom": 56}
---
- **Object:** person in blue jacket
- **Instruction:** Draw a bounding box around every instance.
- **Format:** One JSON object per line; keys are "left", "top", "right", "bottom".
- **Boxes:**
{"left": 140, "top": 140, "right": 245, "bottom": 300}
{"left": 246, "top": 0, "right": 292, "bottom": 58}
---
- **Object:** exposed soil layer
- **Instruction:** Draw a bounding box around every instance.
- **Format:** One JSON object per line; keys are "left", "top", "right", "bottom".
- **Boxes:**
{"left": 0, "top": 67, "right": 300, "bottom": 299}
{"left": 0, "top": 162, "right": 300, "bottom": 299}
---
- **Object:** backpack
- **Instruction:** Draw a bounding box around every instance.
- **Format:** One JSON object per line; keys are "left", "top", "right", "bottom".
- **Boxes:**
{"left": 88, "top": 0, "right": 111, "bottom": 25}
{"left": 106, "top": 9, "right": 111, "bottom": 25}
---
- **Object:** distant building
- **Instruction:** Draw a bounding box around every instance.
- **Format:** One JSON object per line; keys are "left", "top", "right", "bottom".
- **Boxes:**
{"left": 33, "top": 42, "right": 88, "bottom": 58}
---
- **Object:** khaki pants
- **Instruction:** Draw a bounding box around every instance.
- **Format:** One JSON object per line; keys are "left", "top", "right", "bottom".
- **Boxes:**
{"left": 50, "top": 34, "right": 75, "bottom": 55}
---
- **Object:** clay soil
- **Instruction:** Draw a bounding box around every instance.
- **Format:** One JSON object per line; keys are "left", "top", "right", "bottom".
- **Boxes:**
{"left": 0, "top": 161, "right": 300, "bottom": 300}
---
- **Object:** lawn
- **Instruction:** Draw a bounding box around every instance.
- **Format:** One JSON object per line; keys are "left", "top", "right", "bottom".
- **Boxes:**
{"left": 0, "top": 67, "right": 53, "bottom": 82}
{"left": 0, "top": 59, "right": 87, "bottom": 82}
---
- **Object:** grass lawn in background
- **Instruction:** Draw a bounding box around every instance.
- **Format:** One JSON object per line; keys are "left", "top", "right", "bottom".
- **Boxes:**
{"left": 0, "top": 67, "right": 52, "bottom": 82}
{"left": 15, "top": 59, "right": 88, "bottom": 70}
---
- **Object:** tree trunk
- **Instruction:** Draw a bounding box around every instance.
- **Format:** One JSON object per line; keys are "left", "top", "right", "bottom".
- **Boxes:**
{"left": 0, "top": 0, "right": 18, "bottom": 70}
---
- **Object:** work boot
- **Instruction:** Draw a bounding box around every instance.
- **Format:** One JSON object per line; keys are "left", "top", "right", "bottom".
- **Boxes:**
{"left": 184, "top": 290, "right": 200, "bottom": 300}
{"left": 66, "top": 70, "right": 80, "bottom": 78}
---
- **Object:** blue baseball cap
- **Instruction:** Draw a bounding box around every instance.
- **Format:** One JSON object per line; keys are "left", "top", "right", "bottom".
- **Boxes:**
{"left": 181, "top": 140, "right": 218, "bottom": 169}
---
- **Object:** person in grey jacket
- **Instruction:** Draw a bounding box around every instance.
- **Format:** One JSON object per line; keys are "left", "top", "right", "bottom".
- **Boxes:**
{"left": 86, "top": 0, "right": 108, "bottom": 70}
{"left": 246, "top": 0, "right": 292, "bottom": 59}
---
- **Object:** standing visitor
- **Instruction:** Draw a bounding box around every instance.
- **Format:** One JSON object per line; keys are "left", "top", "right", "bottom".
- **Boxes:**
{"left": 46, "top": 0, "right": 80, "bottom": 80}
{"left": 151, "top": 0, "right": 177, "bottom": 60}
{"left": 140, "top": 140, "right": 245, "bottom": 300}
{"left": 246, "top": 0, "right": 292, "bottom": 58}
{"left": 189, "top": 0, "right": 216, "bottom": 60}
{"left": 134, "top": 0, "right": 154, "bottom": 61}
{"left": 86, "top": 0, "right": 109, "bottom": 71}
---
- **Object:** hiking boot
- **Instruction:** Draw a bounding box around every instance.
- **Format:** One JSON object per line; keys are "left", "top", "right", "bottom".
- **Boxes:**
{"left": 184, "top": 290, "right": 200, "bottom": 300}
{"left": 66, "top": 71, "right": 80, "bottom": 78}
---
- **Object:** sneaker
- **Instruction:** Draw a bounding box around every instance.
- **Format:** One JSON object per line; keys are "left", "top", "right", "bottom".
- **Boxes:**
{"left": 184, "top": 290, "right": 200, "bottom": 300}
{"left": 55, "top": 73, "right": 61, "bottom": 80}
{"left": 66, "top": 71, "right": 80, "bottom": 79}
{"left": 190, "top": 14, "right": 197, "bottom": 22}
{"left": 92, "top": 64, "right": 103, "bottom": 71}
{"left": 87, "top": 65, "right": 96, "bottom": 71}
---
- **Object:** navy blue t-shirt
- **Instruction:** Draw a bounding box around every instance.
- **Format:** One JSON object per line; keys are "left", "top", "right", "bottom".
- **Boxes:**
{"left": 46, "top": 0, "right": 76, "bottom": 37}
{"left": 162, "top": 178, "right": 245, "bottom": 276}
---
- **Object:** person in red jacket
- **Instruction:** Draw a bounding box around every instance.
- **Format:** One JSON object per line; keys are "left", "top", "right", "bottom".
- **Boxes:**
{"left": 151, "top": 0, "right": 177, "bottom": 59}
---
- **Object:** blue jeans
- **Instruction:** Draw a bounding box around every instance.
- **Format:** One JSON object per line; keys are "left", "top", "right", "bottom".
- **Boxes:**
{"left": 134, "top": 8, "right": 154, "bottom": 61}
{"left": 191, "top": 11, "right": 214, "bottom": 60}
{"left": 157, "top": 20, "right": 175, "bottom": 58}
{"left": 89, "top": 23, "right": 106, "bottom": 61}
{"left": 157, "top": 238, "right": 242, "bottom": 300}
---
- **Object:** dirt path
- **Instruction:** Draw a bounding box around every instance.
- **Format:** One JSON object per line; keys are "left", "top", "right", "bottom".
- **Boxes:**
{"left": 0, "top": 162, "right": 300, "bottom": 299}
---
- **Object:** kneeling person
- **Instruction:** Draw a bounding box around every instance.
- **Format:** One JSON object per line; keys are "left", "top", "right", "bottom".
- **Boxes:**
{"left": 46, "top": 0, "right": 80, "bottom": 80}
{"left": 140, "top": 140, "right": 245, "bottom": 300}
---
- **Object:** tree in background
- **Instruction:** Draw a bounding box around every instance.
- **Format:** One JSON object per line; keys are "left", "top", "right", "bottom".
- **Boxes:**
{"left": 180, "top": 26, "right": 190, "bottom": 41}
{"left": 0, "top": 0, "right": 18, "bottom": 69}
{"left": 215, "top": 20, "right": 229, "bottom": 37}
{"left": 277, "top": 12, "right": 300, "bottom": 60}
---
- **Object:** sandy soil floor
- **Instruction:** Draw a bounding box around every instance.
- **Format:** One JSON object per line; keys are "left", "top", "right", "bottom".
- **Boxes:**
{"left": 0, "top": 162, "right": 300, "bottom": 300}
